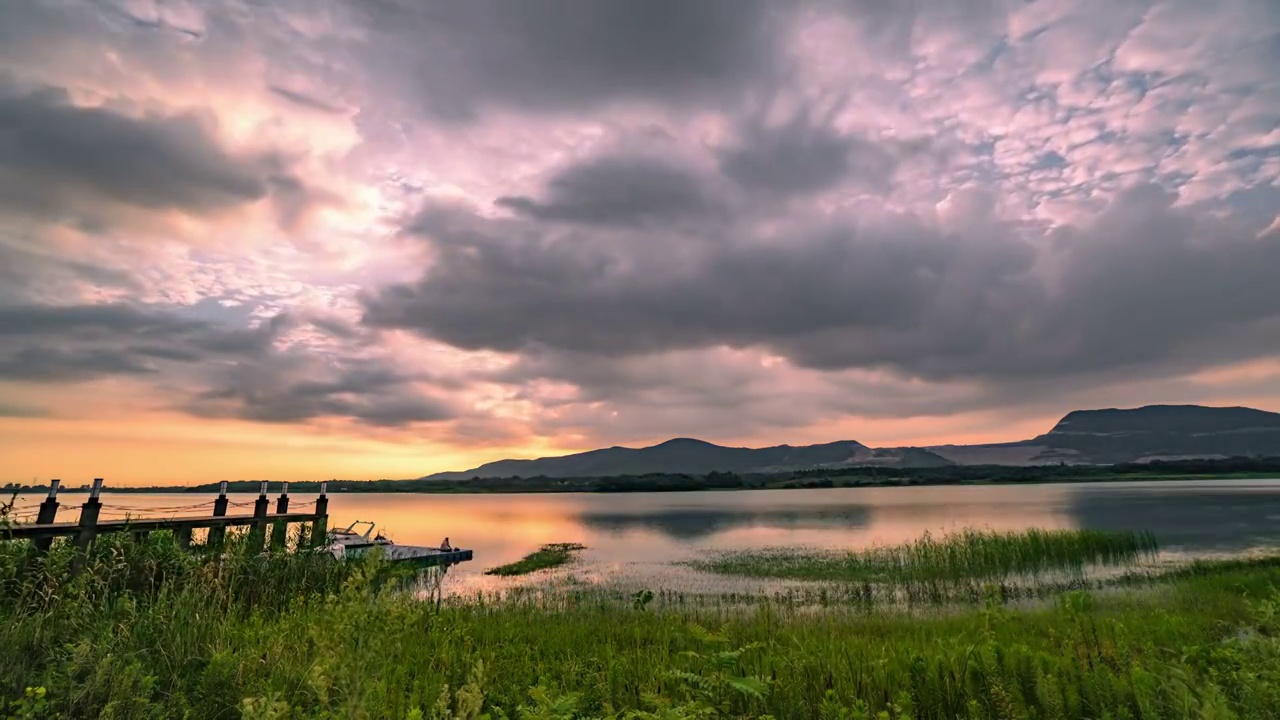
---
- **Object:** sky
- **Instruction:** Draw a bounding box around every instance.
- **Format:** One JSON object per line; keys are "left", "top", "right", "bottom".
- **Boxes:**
{"left": 2, "top": 0, "right": 1280, "bottom": 486}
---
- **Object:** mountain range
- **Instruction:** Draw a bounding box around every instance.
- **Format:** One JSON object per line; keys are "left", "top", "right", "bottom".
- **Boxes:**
{"left": 423, "top": 404, "right": 1280, "bottom": 480}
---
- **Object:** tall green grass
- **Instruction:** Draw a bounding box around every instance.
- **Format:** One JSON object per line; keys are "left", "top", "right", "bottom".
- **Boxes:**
{"left": 693, "top": 528, "right": 1160, "bottom": 584}
{"left": 4, "top": 524, "right": 1280, "bottom": 718}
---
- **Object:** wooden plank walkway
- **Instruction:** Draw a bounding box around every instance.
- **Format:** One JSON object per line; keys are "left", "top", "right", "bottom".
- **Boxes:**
{"left": 2, "top": 479, "right": 327, "bottom": 555}
{"left": 3, "top": 479, "right": 473, "bottom": 571}
{"left": 1, "top": 512, "right": 325, "bottom": 540}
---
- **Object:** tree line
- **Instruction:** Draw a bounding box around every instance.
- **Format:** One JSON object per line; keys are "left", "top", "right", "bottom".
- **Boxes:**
{"left": 7, "top": 456, "right": 1280, "bottom": 495}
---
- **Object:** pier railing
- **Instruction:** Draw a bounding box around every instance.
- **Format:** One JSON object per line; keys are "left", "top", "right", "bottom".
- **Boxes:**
{"left": 2, "top": 479, "right": 330, "bottom": 560}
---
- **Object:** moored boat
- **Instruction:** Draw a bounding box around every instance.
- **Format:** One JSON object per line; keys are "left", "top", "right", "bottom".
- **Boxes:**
{"left": 322, "top": 520, "right": 473, "bottom": 567}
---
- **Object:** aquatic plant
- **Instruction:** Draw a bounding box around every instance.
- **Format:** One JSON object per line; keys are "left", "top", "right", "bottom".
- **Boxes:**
{"left": 484, "top": 542, "right": 587, "bottom": 576}
{"left": 691, "top": 528, "right": 1160, "bottom": 585}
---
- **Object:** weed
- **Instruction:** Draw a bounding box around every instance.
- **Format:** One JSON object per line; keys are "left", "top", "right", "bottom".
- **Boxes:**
{"left": 3, "top": 530, "right": 1280, "bottom": 718}
{"left": 486, "top": 544, "right": 587, "bottom": 577}
{"left": 691, "top": 528, "right": 1158, "bottom": 586}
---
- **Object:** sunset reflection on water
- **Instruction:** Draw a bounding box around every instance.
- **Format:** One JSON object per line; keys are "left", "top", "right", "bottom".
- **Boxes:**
{"left": 12, "top": 480, "right": 1280, "bottom": 594}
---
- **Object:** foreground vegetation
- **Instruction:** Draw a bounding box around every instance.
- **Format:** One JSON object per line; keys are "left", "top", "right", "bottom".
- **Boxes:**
{"left": 485, "top": 543, "right": 587, "bottom": 576}
{"left": 4, "top": 526, "right": 1280, "bottom": 718}
{"left": 8, "top": 455, "right": 1280, "bottom": 496}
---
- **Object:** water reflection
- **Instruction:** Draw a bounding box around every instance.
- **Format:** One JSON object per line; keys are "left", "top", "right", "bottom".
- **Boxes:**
{"left": 579, "top": 506, "right": 871, "bottom": 539}
{"left": 1067, "top": 481, "right": 1280, "bottom": 553}
{"left": 11, "top": 479, "right": 1280, "bottom": 590}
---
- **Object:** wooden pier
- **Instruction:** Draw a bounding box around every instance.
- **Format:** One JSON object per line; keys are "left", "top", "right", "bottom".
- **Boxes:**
{"left": 3, "top": 479, "right": 470, "bottom": 571}
{"left": 2, "top": 479, "right": 329, "bottom": 560}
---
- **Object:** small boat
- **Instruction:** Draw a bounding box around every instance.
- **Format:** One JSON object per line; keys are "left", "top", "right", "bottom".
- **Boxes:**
{"left": 324, "top": 520, "right": 391, "bottom": 559}
{"left": 322, "top": 520, "right": 473, "bottom": 567}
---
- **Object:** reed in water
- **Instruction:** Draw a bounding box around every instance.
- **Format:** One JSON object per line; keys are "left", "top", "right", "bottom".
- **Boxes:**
{"left": 691, "top": 528, "right": 1160, "bottom": 584}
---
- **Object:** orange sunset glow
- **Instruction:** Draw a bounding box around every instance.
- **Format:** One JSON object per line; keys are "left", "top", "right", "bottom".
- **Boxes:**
{"left": 4, "top": 0, "right": 1280, "bottom": 486}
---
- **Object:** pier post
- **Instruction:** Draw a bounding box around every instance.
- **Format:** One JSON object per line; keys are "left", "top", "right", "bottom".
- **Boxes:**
{"left": 311, "top": 482, "right": 329, "bottom": 548}
{"left": 248, "top": 481, "right": 269, "bottom": 552}
{"left": 70, "top": 478, "right": 104, "bottom": 576}
{"left": 208, "top": 481, "right": 229, "bottom": 551}
{"left": 270, "top": 482, "right": 289, "bottom": 551}
{"left": 31, "top": 479, "right": 61, "bottom": 554}
{"left": 174, "top": 525, "right": 192, "bottom": 549}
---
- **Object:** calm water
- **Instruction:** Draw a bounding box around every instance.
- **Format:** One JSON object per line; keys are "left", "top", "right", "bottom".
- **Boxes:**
{"left": 13, "top": 480, "right": 1280, "bottom": 593}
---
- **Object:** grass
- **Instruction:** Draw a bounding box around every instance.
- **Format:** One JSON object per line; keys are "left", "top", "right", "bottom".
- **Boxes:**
{"left": 484, "top": 542, "right": 587, "bottom": 576}
{"left": 4, "top": 519, "right": 1280, "bottom": 718}
{"left": 691, "top": 528, "right": 1160, "bottom": 584}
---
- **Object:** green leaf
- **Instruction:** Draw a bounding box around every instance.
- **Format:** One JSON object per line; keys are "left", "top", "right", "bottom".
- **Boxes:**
{"left": 727, "top": 676, "right": 768, "bottom": 699}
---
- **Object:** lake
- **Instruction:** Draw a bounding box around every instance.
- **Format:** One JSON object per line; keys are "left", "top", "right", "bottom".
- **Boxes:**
{"left": 11, "top": 479, "right": 1280, "bottom": 594}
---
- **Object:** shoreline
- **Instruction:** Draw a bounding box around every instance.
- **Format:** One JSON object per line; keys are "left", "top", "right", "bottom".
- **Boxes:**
{"left": 6, "top": 470, "right": 1279, "bottom": 495}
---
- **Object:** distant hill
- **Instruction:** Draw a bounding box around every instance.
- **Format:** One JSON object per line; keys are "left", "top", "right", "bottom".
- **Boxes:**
{"left": 424, "top": 438, "right": 953, "bottom": 480}
{"left": 929, "top": 404, "right": 1280, "bottom": 466}
{"left": 426, "top": 404, "right": 1280, "bottom": 479}
{"left": 1027, "top": 404, "right": 1280, "bottom": 463}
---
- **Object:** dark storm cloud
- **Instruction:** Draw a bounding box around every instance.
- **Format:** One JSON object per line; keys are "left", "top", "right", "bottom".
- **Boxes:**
{"left": 3, "top": 0, "right": 1276, "bottom": 447}
{"left": 188, "top": 359, "right": 454, "bottom": 426}
{"left": 364, "top": 195, "right": 1010, "bottom": 358}
{"left": 0, "top": 84, "right": 304, "bottom": 227}
{"left": 716, "top": 105, "right": 908, "bottom": 197}
{"left": 0, "top": 242, "right": 140, "bottom": 304}
{"left": 0, "top": 303, "right": 207, "bottom": 340}
{"left": 268, "top": 85, "right": 347, "bottom": 115}
{"left": 306, "top": 315, "right": 367, "bottom": 342}
{"left": 0, "top": 303, "right": 279, "bottom": 383}
{"left": 494, "top": 155, "right": 719, "bottom": 226}
{"left": 365, "top": 178, "right": 1280, "bottom": 386}
{"left": 0, "top": 302, "right": 452, "bottom": 427}
{"left": 818, "top": 0, "right": 1008, "bottom": 56}
{"left": 0, "top": 400, "right": 45, "bottom": 419}
{"left": 357, "top": 0, "right": 782, "bottom": 119}
{"left": 0, "top": 347, "right": 157, "bottom": 382}
{"left": 0, "top": 303, "right": 298, "bottom": 359}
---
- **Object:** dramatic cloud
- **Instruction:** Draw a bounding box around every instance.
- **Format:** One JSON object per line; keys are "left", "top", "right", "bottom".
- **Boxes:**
{"left": 0, "top": 302, "right": 293, "bottom": 385}
{"left": 268, "top": 85, "right": 347, "bottom": 115}
{"left": 0, "top": 303, "right": 277, "bottom": 364}
{"left": 364, "top": 198, "right": 960, "bottom": 357}
{"left": 0, "top": 84, "right": 304, "bottom": 229}
{"left": 3, "top": 0, "right": 1280, "bottom": 480}
{"left": 495, "top": 155, "right": 718, "bottom": 226}
{"left": 188, "top": 357, "right": 454, "bottom": 427}
{"left": 0, "top": 401, "right": 45, "bottom": 419}
{"left": 366, "top": 170, "right": 1280, "bottom": 388}
{"left": 0, "top": 303, "right": 451, "bottom": 427}
{"left": 715, "top": 100, "right": 927, "bottom": 197}
{"left": 355, "top": 0, "right": 783, "bottom": 120}
{"left": 0, "top": 242, "right": 140, "bottom": 304}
